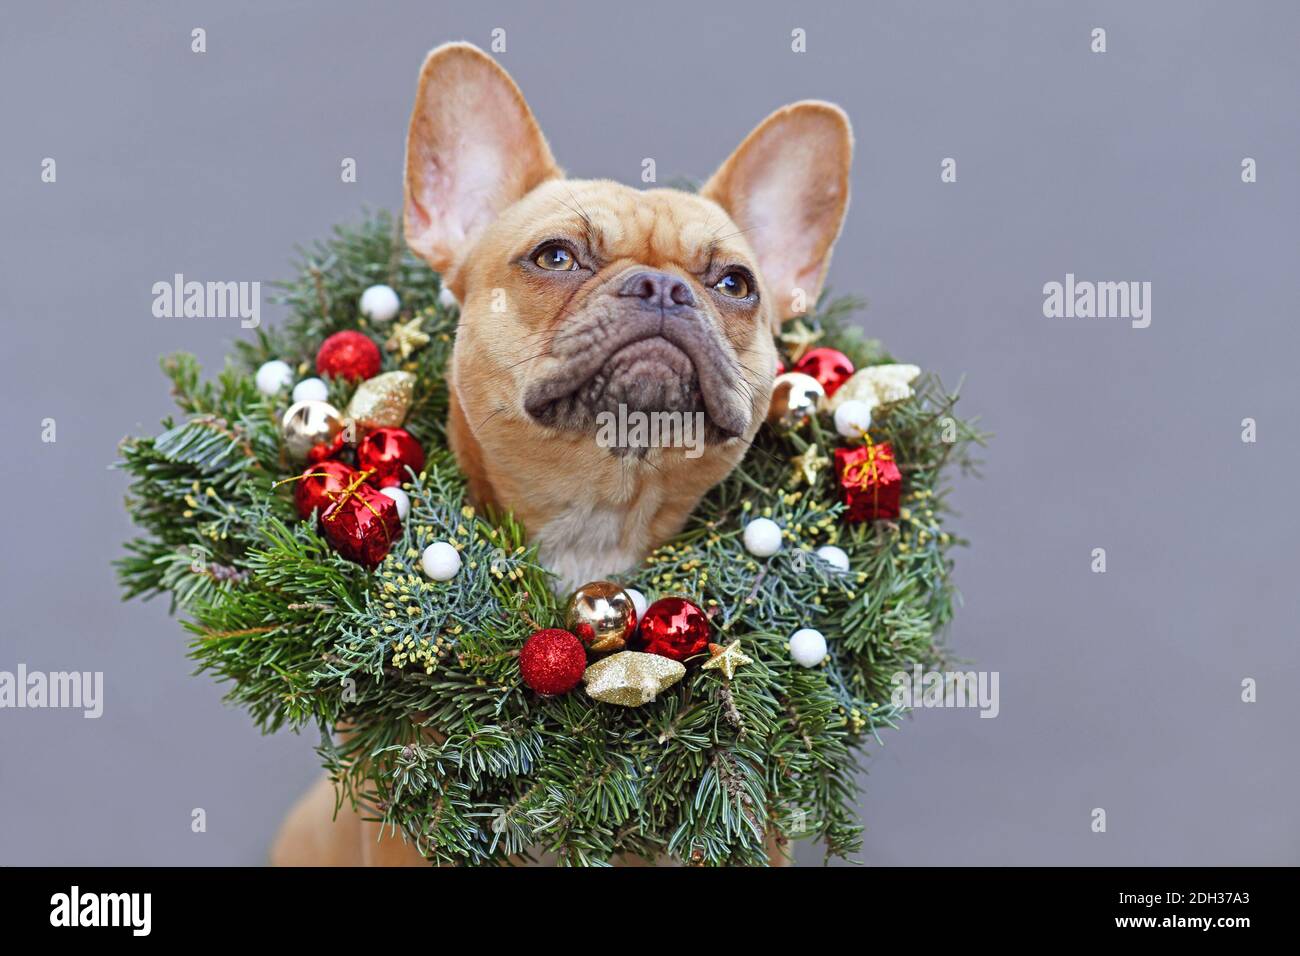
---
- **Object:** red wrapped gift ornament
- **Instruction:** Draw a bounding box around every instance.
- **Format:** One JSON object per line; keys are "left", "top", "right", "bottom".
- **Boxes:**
{"left": 292, "top": 459, "right": 357, "bottom": 519}
{"left": 834, "top": 438, "right": 902, "bottom": 522}
{"left": 320, "top": 476, "right": 401, "bottom": 568}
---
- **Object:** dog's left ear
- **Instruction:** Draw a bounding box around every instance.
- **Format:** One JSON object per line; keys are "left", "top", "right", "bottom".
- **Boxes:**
{"left": 404, "top": 42, "right": 561, "bottom": 281}
{"left": 701, "top": 101, "right": 852, "bottom": 324}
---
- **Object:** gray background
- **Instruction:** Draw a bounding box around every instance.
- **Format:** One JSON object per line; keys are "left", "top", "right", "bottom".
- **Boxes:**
{"left": 1, "top": 0, "right": 1296, "bottom": 865}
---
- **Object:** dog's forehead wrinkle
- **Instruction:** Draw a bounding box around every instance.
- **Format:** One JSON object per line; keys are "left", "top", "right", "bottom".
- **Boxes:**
{"left": 525, "top": 181, "right": 739, "bottom": 273}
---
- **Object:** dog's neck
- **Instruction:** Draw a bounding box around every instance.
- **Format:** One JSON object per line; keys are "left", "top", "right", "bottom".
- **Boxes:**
{"left": 446, "top": 387, "right": 735, "bottom": 592}
{"left": 532, "top": 498, "right": 660, "bottom": 593}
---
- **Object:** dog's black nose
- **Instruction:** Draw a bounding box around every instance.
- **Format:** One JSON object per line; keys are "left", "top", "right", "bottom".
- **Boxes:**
{"left": 618, "top": 270, "right": 696, "bottom": 309}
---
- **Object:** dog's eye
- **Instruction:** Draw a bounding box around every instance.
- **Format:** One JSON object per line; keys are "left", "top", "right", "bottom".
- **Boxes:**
{"left": 534, "top": 243, "right": 577, "bottom": 271}
{"left": 714, "top": 271, "right": 750, "bottom": 298}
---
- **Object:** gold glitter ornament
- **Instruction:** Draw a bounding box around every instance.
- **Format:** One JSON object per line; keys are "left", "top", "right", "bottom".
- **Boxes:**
{"left": 280, "top": 399, "right": 345, "bottom": 461}
{"left": 345, "top": 371, "right": 415, "bottom": 430}
{"left": 384, "top": 315, "right": 431, "bottom": 360}
{"left": 583, "top": 651, "right": 685, "bottom": 706}
{"left": 766, "top": 372, "right": 825, "bottom": 429}
{"left": 565, "top": 581, "right": 636, "bottom": 653}
{"left": 791, "top": 444, "right": 830, "bottom": 487}
{"left": 825, "top": 364, "right": 921, "bottom": 412}
{"left": 701, "top": 640, "right": 753, "bottom": 679}
{"left": 778, "top": 319, "right": 823, "bottom": 361}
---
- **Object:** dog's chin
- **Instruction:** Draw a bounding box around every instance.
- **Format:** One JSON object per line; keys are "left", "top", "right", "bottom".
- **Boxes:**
{"left": 523, "top": 336, "right": 746, "bottom": 452}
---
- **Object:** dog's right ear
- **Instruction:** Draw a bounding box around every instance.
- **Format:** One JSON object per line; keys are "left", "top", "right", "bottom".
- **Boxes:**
{"left": 404, "top": 43, "right": 561, "bottom": 278}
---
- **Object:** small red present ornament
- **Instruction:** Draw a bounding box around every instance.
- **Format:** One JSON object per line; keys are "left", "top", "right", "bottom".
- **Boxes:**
{"left": 292, "top": 459, "right": 357, "bottom": 519}
{"left": 834, "top": 437, "right": 902, "bottom": 522}
{"left": 320, "top": 475, "right": 400, "bottom": 568}
{"left": 276, "top": 461, "right": 404, "bottom": 568}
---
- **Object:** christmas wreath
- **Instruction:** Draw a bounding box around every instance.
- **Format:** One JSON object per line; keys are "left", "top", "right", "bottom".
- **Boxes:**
{"left": 118, "top": 211, "right": 982, "bottom": 865}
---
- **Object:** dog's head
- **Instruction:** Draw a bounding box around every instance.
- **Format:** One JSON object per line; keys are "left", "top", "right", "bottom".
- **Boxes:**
{"left": 403, "top": 41, "right": 850, "bottom": 504}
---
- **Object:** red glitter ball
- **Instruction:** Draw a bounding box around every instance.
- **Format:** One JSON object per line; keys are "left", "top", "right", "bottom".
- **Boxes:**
{"left": 632, "top": 597, "right": 711, "bottom": 663}
{"left": 293, "top": 459, "right": 357, "bottom": 520}
{"left": 519, "top": 629, "right": 587, "bottom": 695}
{"left": 320, "top": 481, "right": 400, "bottom": 568}
{"left": 356, "top": 427, "right": 426, "bottom": 489}
{"left": 792, "top": 347, "right": 855, "bottom": 397}
{"left": 316, "top": 330, "right": 381, "bottom": 382}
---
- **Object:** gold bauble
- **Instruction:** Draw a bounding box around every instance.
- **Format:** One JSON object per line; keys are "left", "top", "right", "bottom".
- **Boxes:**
{"left": 280, "top": 399, "right": 344, "bottom": 461}
{"left": 565, "top": 581, "right": 636, "bottom": 654}
{"left": 766, "top": 372, "right": 825, "bottom": 429}
{"left": 583, "top": 651, "right": 686, "bottom": 707}
{"left": 345, "top": 370, "right": 415, "bottom": 430}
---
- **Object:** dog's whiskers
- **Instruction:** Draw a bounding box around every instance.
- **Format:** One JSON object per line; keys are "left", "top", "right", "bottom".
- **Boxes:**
{"left": 474, "top": 403, "right": 512, "bottom": 432}
{"left": 501, "top": 349, "right": 556, "bottom": 373}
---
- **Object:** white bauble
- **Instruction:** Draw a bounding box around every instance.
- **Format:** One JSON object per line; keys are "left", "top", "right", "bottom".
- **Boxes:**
{"left": 292, "top": 376, "right": 329, "bottom": 403}
{"left": 742, "top": 517, "right": 783, "bottom": 557}
{"left": 789, "top": 628, "right": 828, "bottom": 668}
{"left": 437, "top": 286, "right": 459, "bottom": 310}
{"left": 379, "top": 486, "right": 411, "bottom": 521}
{"left": 624, "top": 587, "right": 648, "bottom": 625}
{"left": 255, "top": 360, "right": 294, "bottom": 396}
{"left": 815, "top": 545, "right": 850, "bottom": 572}
{"left": 359, "top": 284, "right": 401, "bottom": 323}
{"left": 833, "top": 399, "right": 874, "bottom": 440}
{"left": 420, "top": 541, "right": 462, "bottom": 581}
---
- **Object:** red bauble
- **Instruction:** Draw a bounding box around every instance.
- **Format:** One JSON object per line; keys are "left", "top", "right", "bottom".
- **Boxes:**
{"left": 320, "top": 481, "right": 401, "bottom": 568}
{"left": 792, "top": 347, "right": 855, "bottom": 397}
{"left": 519, "top": 629, "right": 587, "bottom": 695}
{"left": 834, "top": 441, "right": 902, "bottom": 522}
{"left": 307, "top": 430, "right": 349, "bottom": 465}
{"left": 316, "top": 331, "right": 381, "bottom": 382}
{"left": 293, "top": 460, "right": 357, "bottom": 520}
{"left": 632, "top": 597, "right": 711, "bottom": 663}
{"left": 356, "top": 427, "right": 426, "bottom": 489}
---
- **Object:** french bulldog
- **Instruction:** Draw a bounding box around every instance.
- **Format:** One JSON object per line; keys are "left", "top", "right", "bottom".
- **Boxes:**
{"left": 271, "top": 41, "right": 851, "bottom": 866}
{"left": 407, "top": 42, "right": 851, "bottom": 590}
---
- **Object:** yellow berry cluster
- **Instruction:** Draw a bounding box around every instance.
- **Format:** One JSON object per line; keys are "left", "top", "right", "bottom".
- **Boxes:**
{"left": 388, "top": 631, "right": 453, "bottom": 674}
{"left": 839, "top": 701, "right": 878, "bottom": 734}
{"left": 893, "top": 488, "right": 950, "bottom": 555}
{"left": 642, "top": 540, "right": 710, "bottom": 596}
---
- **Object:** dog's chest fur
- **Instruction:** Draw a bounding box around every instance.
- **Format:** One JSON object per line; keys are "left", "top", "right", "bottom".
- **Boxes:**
{"left": 448, "top": 388, "right": 702, "bottom": 591}
{"left": 535, "top": 501, "right": 646, "bottom": 592}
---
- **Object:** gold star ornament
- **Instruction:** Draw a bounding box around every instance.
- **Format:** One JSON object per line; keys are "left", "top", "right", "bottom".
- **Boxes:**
{"left": 778, "top": 320, "right": 823, "bottom": 362}
{"left": 791, "top": 444, "right": 830, "bottom": 487}
{"left": 384, "top": 315, "right": 431, "bottom": 360}
{"left": 701, "top": 640, "right": 753, "bottom": 679}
